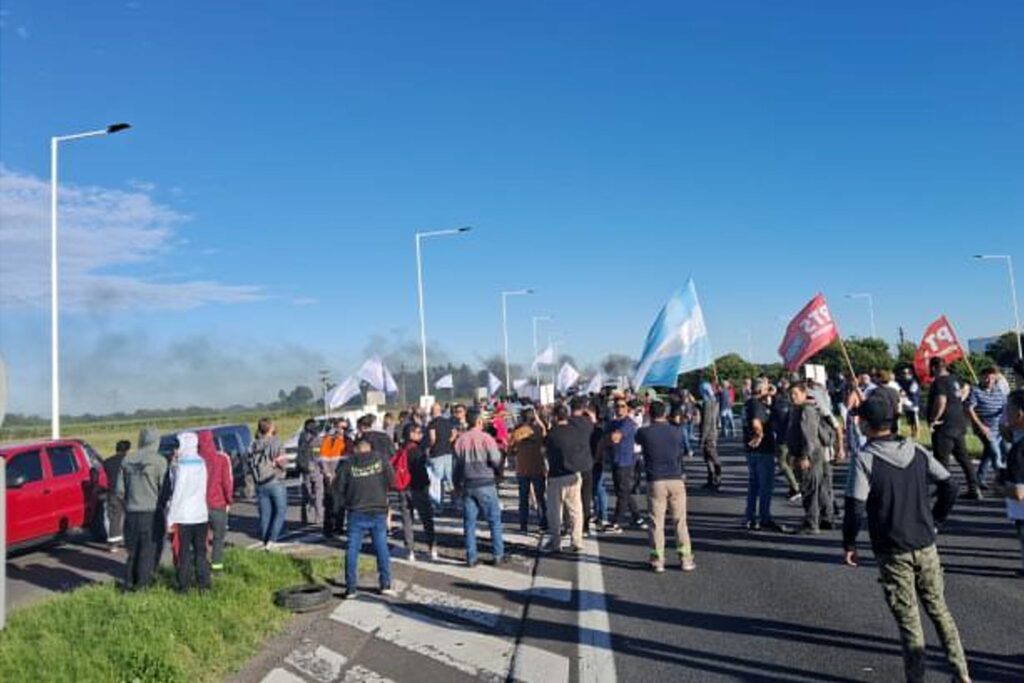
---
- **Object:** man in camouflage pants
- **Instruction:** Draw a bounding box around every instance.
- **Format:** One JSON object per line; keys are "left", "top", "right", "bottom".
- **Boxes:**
{"left": 842, "top": 393, "right": 971, "bottom": 683}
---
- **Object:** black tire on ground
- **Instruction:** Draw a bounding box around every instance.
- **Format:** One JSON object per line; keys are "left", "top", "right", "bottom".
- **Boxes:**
{"left": 273, "top": 584, "right": 333, "bottom": 612}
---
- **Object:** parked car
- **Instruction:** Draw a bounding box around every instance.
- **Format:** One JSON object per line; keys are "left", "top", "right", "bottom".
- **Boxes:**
{"left": 2, "top": 438, "right": 108, "bottom": 550}
{"left": 158, "top": 423, "right": 252, "bottom": 492}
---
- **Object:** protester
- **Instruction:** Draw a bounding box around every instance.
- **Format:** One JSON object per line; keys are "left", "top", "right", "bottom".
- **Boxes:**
{"left": 391, "top": 423, "right": 437, "bottom": 562}
{"left": 166, "top": 432, "right": 211, "bottom": 592}
{"left": 569, "top": 397, "right": 596, "bottom": 536}
{"left": 927, "top": 357, "right": 982, "bottom": 499}
{"left": 699, "top": 379, "right": 722, "bottom": 490}
{"left": 591, "top": 409, "right": 612, "bottom": 532}
{"left": 719, "top": 380, "right": 736, "bottom": 438}
{"left": 453, "top": 409, "right": 505, "bottom": 567}
{"left": 511, "top": 407, "right": 548, "bottom": 534}
{"left": 320, "top": 418, "right": 350, "bottom": 537}
{"left": 356, "top": 414, "right": 396, "bottom": 458}
{"left": 335, "top": 440, "right": 397, "bottom": 599}
{"left": 1002, "top": 389, "right": 1024, "bottom": 576}
{"left": 382, "top": 412, "right": 397, "bottom": 444}
{"left": 637, "top": 401, "right": 695, "bottom": 572}
{"left": 197, "top": 430, "right": 233, "bottom": 571}
{"left": 770, "top": 378, "right": 801, "bottom": 503}
{"left": 249, "top": 417, "right": 289, "bottom": 549}
{"left": 967, "top": 367, "right": 1008, "bottom": 490}
{"left": 842, "top": 393, "right": 970, "bottom": 683}
{"left": 607, "top": 397, "right": 646, "bottom": 531}
{"left": 896, "top": 365, "right": 922, "bottom": 438}
{"left": 427, "top": 402, "right": 457, "bottom": 510}
{"left": 104, "top": 439, "right": 130, "bottom": 551}
{"left": 116, "top": 427, "right": 168, "bottom": 591}
{"left": 544, "top": 404, "right": 587, "bottom": 553}
{"left": 297, "top": 418, "right": 324, "bottom": 527}
{"left": 743, "top": 380, "right": 787, "bottom": 533}
{"left": 678, "top": 390, "right": 697, "bottom": 457}
{"left": 788, "top": 381, "right": 835, "bottom": 534}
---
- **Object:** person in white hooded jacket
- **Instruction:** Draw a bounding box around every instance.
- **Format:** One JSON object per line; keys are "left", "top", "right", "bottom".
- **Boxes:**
{"left": 167, "top": 431, "right": 211, "bottom": 592}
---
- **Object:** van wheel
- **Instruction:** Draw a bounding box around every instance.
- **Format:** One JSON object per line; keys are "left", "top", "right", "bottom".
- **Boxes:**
{"left": 273, "top": 584, "right": 332, "bottom": 612}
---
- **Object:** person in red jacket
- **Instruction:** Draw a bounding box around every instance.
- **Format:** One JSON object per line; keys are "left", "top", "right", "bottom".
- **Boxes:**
{"left": 197, "top": 430, "right": 234, "bottom": 571}
{"left": 391, "top": 423, "right": 437, "bottom": 562}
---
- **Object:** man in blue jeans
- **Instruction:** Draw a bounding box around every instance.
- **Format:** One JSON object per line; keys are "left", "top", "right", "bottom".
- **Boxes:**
{"left": 454, "top": 409, "right": 505, "bottom": 567}
{"left": 967, "top": 367, "right": 1008, "bottom": 490}
{"left": 333, "top": 440, "right": 397, "bottom": 598}
{"left": 743, "top": 380, "right": 788, "bottom": 533}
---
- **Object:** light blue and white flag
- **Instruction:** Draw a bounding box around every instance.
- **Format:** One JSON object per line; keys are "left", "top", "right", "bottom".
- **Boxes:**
{"left": 633, "top": 278, "right": 713, "bottom": 388}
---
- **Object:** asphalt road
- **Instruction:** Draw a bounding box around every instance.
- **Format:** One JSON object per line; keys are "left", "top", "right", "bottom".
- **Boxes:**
{"left": 591, "top": 439, "right": 1024, "bottom": 683}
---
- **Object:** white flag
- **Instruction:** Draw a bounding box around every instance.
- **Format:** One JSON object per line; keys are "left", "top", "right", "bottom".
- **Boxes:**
{"left": 358, "top": 355, "right": 399, "bottom": 394}
{"left": 584, "top": 371, "right": 605, "bottom": 395}
{"left": 326, "top": 375, "right": 361, "bottom": 410}
{"left": 487, "top": 371, "right": 503, "bottom": 396}
{"left": 434, "top": 373, "right": 454, "bottom": 390}
{"left": 556, "top": 362, "right": 580, "bottom": 393}
{"left": 512, "top": 378, "right": 529, "bottom": 393}
{"left": 531, "top": 344, "right": 555, "bottom": 369}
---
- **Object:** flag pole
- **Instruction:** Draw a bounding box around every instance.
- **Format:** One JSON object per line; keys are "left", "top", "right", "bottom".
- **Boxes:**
{"left": 945, "top": 319, "right": 979, "bottom": 384}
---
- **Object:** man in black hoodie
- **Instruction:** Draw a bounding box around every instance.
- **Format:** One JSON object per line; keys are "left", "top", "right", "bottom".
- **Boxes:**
{"left": 842, "top": 393, "right": 970, "bottom": 683}
{"left": 334, "top": 440, "right": 396, "bottom": 599}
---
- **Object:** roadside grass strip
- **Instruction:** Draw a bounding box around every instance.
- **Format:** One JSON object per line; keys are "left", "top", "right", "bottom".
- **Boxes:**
{"left": 0, "top": 548, "right": 358, "bottom": 683}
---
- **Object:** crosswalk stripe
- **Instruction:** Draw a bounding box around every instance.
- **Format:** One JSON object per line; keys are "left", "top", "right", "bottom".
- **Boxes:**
{"left": 261, "top": 667, "right": 306, "bottom": 683}
{"left": 341, "top": 664, "right": 397, "bottom": 683}
{"left": 284, "top": 643, "right": 348, "bottom": 683}
{"left": 578, "top": 538, "right": 617, "bottom": 683}
{"left": 391, "top": 554, "right": 529, "bottom": 593}
{"left": 394, "top": 580, "right": 504, "bottom": 631}
{"left": 330, "top": 597, "right": 516, "bottom": 680}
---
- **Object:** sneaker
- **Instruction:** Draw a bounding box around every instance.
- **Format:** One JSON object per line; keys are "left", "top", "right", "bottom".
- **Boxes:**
{"left": 343, "top": 590, "right": 359, "bottom": 600}
{"left": 466, "top": 559, "right": 478, "bottom": 568}
{"left": 568, "top": 545, "right": 583, "bottom": 554}
{"left": 744, "top": 520, "right": 760, "bottom": 532}
{"left": 633, "top": 520, "right": 649, "bottom": 531}
{"left": 429, "top": 547, "right": 439, "bottom": 562}
{"left": 380, "top": 585, "right": 397, "bottom": 597}
{"left": 679, "top": 554, "right": 696, "bottom": 571}
{"left": 407, "top": 551, "right": 417, "bottom": 564}
{"left": 787, "top": 492, "right": 803, "bottom": 505}
{"left": 605, "top": 524, "right": 623, "bottom": 535}
{"left": 650, "top": 562, "right": 665, "bottom": 574}
{"left": 798, "top": 525, "right": 821, "bottom": 536}
{"left": 762, "top": 521, "right": 791, "bottom": 534}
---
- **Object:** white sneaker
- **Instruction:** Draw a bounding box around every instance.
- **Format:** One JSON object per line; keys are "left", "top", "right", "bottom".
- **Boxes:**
{"left": 407, "top": 550, "right": 417, "bottom": 563}
{"left": 429, "top": 547, "right": 439, "bottom": 562}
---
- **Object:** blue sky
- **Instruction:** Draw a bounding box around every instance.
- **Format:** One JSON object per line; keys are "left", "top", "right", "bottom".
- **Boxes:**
{"left": 1, "top": 1, "right": 1022, "bottom": 415}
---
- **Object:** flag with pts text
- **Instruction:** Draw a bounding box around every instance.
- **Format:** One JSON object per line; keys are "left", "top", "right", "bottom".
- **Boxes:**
{"left": 913, "top": 316, "right": 965, "bottom": 384}
{"left": 778, "top": 293, "right": 839, "bottom": 371}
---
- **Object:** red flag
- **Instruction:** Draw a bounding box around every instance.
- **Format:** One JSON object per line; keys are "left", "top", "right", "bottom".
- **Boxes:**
{"left": 778, "top": 293, "right": 840, "bottom": 371}
{"left": 913, "top": 316, "right": 965, "bottom": 385}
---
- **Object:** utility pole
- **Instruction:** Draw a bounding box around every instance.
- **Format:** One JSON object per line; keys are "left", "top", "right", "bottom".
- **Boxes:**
{"left": 318, "top": 369, "right": 331, "bottom": 417}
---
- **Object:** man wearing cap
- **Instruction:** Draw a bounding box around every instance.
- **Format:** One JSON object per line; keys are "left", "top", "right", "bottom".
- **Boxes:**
{"left": 743, "top": 379, "right": 788, "bottom": 533}
{"left": 843, "top": 393, "right": 969, "bottom": 683}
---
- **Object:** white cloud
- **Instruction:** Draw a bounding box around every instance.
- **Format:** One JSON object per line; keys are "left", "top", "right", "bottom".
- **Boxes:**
{"left": 0, "top": 166, "right": 266, "bottom": 312}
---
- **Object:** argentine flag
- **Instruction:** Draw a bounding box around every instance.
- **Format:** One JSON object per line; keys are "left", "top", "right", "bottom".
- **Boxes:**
{"left": 633, "top": 278, "right": 713, "bottom": 388}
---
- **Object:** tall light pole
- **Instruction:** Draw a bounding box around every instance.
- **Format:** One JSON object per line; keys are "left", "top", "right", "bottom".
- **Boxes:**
{"left": 415, "top": 227, "right": 471, "bottom": 400}
{"left": 974, "top": 254, "right": 1023, "bottom": 360}
{"left": 846, "top": 292, "right": 877, "bottom": 339}
{"left": 51, "top": 123, "right": 131, "bottom": 439}
{"left": 501, "top": 289, "right": 533, "bottom": 393}
{"left": 532, "top": 315, "right": 552, "bottom": 389}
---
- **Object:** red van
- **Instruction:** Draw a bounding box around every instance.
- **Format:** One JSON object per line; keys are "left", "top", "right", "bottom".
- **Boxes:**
{"left": 2, "top": 439, "right": 108, "bottom": 550}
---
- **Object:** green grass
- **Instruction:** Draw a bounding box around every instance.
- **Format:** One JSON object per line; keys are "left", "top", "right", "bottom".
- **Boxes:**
{"left": 0, "top": 549, "right": 355, "bottom": 683}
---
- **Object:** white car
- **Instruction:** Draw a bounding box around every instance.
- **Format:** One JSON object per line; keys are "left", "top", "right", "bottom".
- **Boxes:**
{"left": 281, "top": 407, "right": 388, "bottom": 473}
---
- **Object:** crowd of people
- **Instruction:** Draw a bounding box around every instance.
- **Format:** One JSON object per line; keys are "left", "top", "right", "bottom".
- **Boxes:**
{"left": 100, "top": 355, "right": 1024, "bottom": 683}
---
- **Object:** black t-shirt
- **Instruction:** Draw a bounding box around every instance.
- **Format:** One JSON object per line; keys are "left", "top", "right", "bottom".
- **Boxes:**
{"left": 926, "top": 374, "right": 967, "bottom": 436}
{"left": 744, "top": 398, "right": 775, "bottom": 453}
{"left": 428, "top": 417, "right": 454, "bottom": 457}
{"left": 545, "top": 423, "right": 591, "bottom": 477}
{"left": 1005, "top": 437, "right": 1024, "bottom": 486}
{"left": 769, "top": 395, "right": 791, "bottom": 442}
{"left": 636, "top": 422, "right": 683, "bottom": 481}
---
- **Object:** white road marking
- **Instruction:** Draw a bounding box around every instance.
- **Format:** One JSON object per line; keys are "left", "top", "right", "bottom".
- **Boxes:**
{"left": 390, "top": 553, "right": 560, "bottom": 598}
{"left": 511, "top": 642, "right": 571, "bottom": 683}
{"left": 578, "top": 537, "right": 617, "bottom": 683}
{"left": 395, "top": 580, "right": 504, "bottom": 631}
{"left": 330, "top": 598, "right": 513, "bottom": 681}
{"left": 261, "top": 667, "right": 307, "bottom": 683}
{"left": 341, "top": 664, "right": 397, "bottom": 683}
{"left": 284, "top": 643, "right": 348, "bottom": 683}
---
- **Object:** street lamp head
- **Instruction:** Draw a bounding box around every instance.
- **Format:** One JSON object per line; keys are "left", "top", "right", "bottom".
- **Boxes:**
{"left": 457, "top": 226, "right": 472, "bottom": 233}
{"left": 106, "top": 123, "right": 131, "bottom": 134}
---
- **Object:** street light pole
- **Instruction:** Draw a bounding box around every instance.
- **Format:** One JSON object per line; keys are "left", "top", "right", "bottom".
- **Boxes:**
{"left": 415, "top": 227, "right": 471, "bottom": 401}
{"left": 975, "top": 254, "right": 1023, "bottom": 360}
{"left": 532, "top": 315, "right": 552, "bottom": 389}
{"left": 501, "top": 289, "right": 533, "bottom": 393}
{"left": 846, "top": 292, "right": 876, "bottom": 339}
{"left": 50, "top": 123, "right": 130, "bottom": 439}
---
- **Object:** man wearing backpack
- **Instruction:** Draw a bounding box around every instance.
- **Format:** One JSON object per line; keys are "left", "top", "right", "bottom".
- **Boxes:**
{"left": 297, "top": 418, "right": 323, "bottom": 527}
{"left": 788, "top": 381, "right": 837, "bottom": 534}
{"left": 391, "top": 423, "right": 437, "bottom": 562}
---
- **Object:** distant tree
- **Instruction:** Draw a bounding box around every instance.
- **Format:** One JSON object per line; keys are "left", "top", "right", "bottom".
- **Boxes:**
{"left": 981, "top": 332, "right": 1022, "bottom": 367}
{"left": 896, "top": 341, "right": 916, "bottom": 366}
{"left": 810, "top": 337, "right": 894, "bottom": 377}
